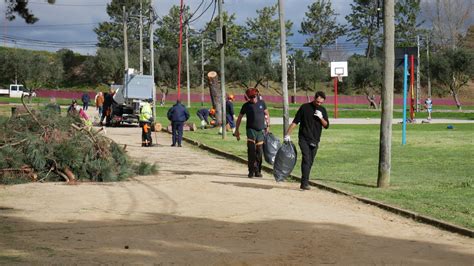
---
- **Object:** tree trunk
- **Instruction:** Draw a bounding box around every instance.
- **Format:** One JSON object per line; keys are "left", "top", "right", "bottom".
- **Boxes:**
{"left": 159, "top": 87, "right": 168, "bottom": 106}
{"left": 207, "top": 71, "right": 223, "bottom": 125}
{"left": 367, "top": 94, "right": 378, "bottom": 109}
{"left": 451, "top": 88, "right": 462, "bottom": 110}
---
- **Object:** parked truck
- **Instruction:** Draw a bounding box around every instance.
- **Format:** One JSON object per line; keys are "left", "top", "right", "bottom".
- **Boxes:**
{"left": 109, "top": 68, "right": 154, "bottom": 126}
{"left": 0, "top": 84, "right": 31, "bottom": 98}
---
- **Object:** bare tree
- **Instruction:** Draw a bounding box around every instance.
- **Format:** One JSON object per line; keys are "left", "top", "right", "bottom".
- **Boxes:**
{"left": 422, "top": 0, "right": 473, "bottom": 49}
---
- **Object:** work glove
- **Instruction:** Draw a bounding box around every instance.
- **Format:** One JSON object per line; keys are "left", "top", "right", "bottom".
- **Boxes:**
{"left": 314, "top": 110, "right": 323, "bottom": 119}
{"left": 284, "top": 135, "right": 291, "bottom": 142}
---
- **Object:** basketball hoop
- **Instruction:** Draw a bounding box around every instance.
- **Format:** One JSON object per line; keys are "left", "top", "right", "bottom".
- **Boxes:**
{"left": 337, "top": 75, "right": 343, "bottom": 83}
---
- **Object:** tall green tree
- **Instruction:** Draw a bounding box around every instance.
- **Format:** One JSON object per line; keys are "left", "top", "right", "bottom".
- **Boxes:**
{"left": 395, "top": 0, "right": 424, "bottom": 47}
{"left": 19, "top": 52, "right": 63, "bottom": 90}
{"left": 430, "top": 48, "right": 473, "bottom": 109}
{"left": 345, "top": 0, "right": 381, "bottom": 58}
{"left": 155, "top": 5, "right": 192, "bottom": 48}
{"left": 245, "top": 4, "right": 293, "bottom": 54}
{"left": 95, "top": 0, "right": 151, "bottom": 48}
{"left": 154, "top": 5, "right": 199, "bottom": 90}
{"left": 94, "top": 0, "right": 152, "bottom": 73}
{"left": 202, "top": 11, "right": 247, "bottom": 62}
{"left": 300, "top": 0, "right": 346, "bottom": 61}
{"left": 289, "top": 50, "right": 325, "bottom": 99}
{"left": 242, "top": 49, "right": 277, "bottom": 91}
{"left": 90, "top": 48, "right": 124, "bottom": 85}
{"left": 346, "top": 56, "right": 383, "bottom": 96}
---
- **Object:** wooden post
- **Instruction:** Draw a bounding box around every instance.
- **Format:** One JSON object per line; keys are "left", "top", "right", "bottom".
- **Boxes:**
{"left": 410, "top": 55, "right": 415, "bottom": 121}
{"left": 207, "top": 71, "right": 223, "bottom": 126}
{"left": 278, "top": 0, "right": 290, "bottom": 134}
{"left": 334, "top": 77, "right": 338, "bottom": 119}
{"left": 377, "top": 0, "right": 395, "bottom": 188}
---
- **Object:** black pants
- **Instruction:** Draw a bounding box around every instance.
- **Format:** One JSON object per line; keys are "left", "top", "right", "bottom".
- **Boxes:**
{"left": 299, "top": 138, "right": 319, "bottom": 187}
{"left": 247, "top": 141, "right": 263, "bottom": 174}
{"left": 196, "top": 112, "right": 208, "bottom": 124}
{"left": 141, "top": 121, "right": 152, "bottom": 147}
{"left": 171, "top": 121, "right": 184, "bottom": 146}
{"left": 100, "top": 106, "right": 111, "bottom": 126}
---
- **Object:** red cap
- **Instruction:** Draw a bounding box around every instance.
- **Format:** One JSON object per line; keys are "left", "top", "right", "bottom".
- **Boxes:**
{"left": 245, "top": 88, "right": 257, "bottom": 98}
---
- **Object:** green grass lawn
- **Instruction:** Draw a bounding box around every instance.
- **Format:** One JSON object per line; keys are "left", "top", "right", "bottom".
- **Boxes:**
{"left": 158, "top": 117, "right": 473, "bottom": 229}
{"left": 156, "top": 101, "right": 474, "bottom": 121}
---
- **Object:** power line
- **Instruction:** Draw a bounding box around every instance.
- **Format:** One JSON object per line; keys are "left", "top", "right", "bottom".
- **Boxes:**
{"left": 0, "top": 34, "right": 97, "bottom": 48}
{"left": 201, "top": 0, "right": 217, "bottom": 33}
{"left": 188, "top": 0, "right": 214, "bottom": 25}
{"left": 28, "top": 1, "right": 107, "bottom": 7}
{"left": 6, "top": 23, "right": 98, "bottom": 28}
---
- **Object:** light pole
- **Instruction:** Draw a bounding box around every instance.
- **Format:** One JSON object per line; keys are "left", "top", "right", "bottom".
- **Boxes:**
{"left": 139, "top": 0, "right": 143, "bottom": 74}
{"left": 201, "top": 37, "right": 205, "bottom": 106}
{"left": 150, "top": 1, "right": 156, "bottom": 119}
{"left": 186, "top": 23, "right": 191, "bottom": 108}
{"left": 218, "top": 0, "right": 226, "bottom": 139}
{"left": 123, "top": 6, "right": 129, "bottom": 70}
{"left": 278, "top": 0, "right": 289, "bottom": 134}
{"left": 13, "top": 40, "right": 18, "bottom": 85}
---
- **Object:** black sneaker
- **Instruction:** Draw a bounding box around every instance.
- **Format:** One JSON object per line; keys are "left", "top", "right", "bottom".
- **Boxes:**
{"left": 171, "top": 144, "right": 176, "bottom": 147}
{"left": 300, "top": 185, "right": 311, "bottom": 190}
{"left": 248, "top": 172, "right": 254, "bottom": 178}
{"left": 254, "top": 172, "right": 263, "bottom": 178}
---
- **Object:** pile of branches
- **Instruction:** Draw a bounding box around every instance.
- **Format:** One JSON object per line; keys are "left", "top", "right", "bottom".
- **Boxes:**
{"left": 0, "top": 99, "right": 156, "bottom": 184}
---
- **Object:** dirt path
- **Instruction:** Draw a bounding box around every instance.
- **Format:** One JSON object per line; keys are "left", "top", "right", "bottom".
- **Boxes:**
{"left": 0, "top": 127, "right": 473, "bottom": 265}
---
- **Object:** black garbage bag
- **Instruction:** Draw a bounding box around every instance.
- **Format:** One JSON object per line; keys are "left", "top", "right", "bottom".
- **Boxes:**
{"left": 263, "top": 132, "right": 281, "bottom": 165}
{"left": 273, "top": 141, "right": 297, "bottom": 182}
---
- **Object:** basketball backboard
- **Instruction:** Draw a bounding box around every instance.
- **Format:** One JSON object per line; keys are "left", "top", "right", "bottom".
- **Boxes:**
{"left": 330, "top": 61, "right": 348, "bottom": 77}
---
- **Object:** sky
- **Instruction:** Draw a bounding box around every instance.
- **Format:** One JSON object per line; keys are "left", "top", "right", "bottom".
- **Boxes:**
{"left": 2, "top": 0, "right": 471, "bottom": 56}
{"left": 1, "top": 0, "right": 354, "bottom": 55}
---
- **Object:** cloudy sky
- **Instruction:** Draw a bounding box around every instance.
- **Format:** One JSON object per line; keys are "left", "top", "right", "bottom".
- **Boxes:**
{"left": 1, "top": 0, "right": 355, "bottom": 55}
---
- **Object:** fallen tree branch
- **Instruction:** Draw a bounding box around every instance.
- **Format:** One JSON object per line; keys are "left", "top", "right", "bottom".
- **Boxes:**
{"left": 21, "top": 94, "right": 46, "bottom": 131}
{"left": 55, "top": 170, "right": 69, "bottom": 182}
{"left": 1, "top": 165, "right": 37, "bottom": 181}
{"left": 38, "top": 166, "right": 54, "bottom": 183}
{"left": 0, "top": 138, "right": 27, "bottom": 149}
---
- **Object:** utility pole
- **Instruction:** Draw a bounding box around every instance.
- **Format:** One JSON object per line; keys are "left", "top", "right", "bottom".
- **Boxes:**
{"left": 201, "top": 37, "right": 205, "bottom": 106}
{"left": 293, "top": 57, "right": 297, "bottom": 104}
{"left": 139, "top": 0, "right": 143, "bottom": 74}
{"left": 186, "top": 23, "right": 191, "bottom": 108}
{"left": 218, "top": 0, "right": 226, "bottom": 139}
{"left": 123, "top": 6, "right": 129, "bottom": 70}
{"left": 13, "top": 40, "right": 17, "bottom": 84}
{"left": 377, "top": 0, "right": 395, "bottom": 188}
{"left": 416, "top": 35, "right": 420, "bottom": 112}
{"left": 426, "top": 35, "right": 431, "bottom": 98}
{"left": 278, "top": 0, "right": 289, "bottom": 134}
{"left": 150, "top": 1, "right": 156, "bottom": 119}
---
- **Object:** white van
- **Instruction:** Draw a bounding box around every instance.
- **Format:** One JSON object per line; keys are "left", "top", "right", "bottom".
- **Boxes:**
{"left": 9, "top": 84, "right": 30, "bottom": 98}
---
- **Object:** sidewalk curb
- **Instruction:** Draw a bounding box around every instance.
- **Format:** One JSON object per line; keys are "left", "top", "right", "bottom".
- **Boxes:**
{"left": 163, "top": 129, "right": 473, "bottom": 238}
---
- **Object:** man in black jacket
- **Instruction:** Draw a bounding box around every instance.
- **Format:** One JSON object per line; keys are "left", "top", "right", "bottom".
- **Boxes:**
{"left": 167, "top": 100, "right": 190, "bottom": 147}
{"left": 285, "top": 91, "right": 329, "bottom": 190}
{"left": 100, "top": 88, "right": 115, "bottom": 126}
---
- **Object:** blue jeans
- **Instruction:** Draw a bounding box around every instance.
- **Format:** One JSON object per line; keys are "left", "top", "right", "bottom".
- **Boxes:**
{"left": 226, "top": 114, "right": 235, "bottom": 128}
{"left": 98, "top": 106, "right": 103, "bottom": 118}
{"left": 172, "top": 121, "right": 184, "bottom": 145}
